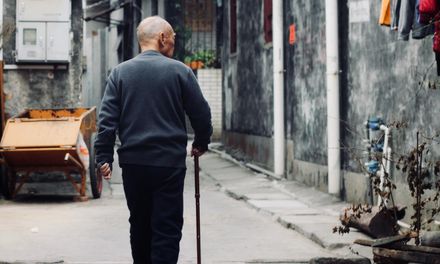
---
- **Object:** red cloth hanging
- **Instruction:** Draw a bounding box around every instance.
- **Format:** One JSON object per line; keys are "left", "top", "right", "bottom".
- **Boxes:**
{"left": 420, "top": 0, "right": 440, "bottom": 59}
{"left": 419, "top": 0, "right": 439, "bottom": 21}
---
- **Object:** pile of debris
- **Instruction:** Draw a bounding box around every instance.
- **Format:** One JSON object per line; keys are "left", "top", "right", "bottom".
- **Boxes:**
{"left": 341, "top": 205, "right": 440, "bottom": 263}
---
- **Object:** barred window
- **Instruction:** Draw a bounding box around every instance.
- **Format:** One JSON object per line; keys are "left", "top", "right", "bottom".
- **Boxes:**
{"left": 184, "top": 0, "right": 214, "bottom": 32}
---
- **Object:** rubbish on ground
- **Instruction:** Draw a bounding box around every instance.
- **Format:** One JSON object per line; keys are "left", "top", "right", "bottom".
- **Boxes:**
{"left": 355, "top": 234, "right": 440, "bottom": 263}
{"left": 421, "top": 231, "right": 440, "bottom": 248}
{"left": 340, "top": 205, "right": 405, "bottom": 238}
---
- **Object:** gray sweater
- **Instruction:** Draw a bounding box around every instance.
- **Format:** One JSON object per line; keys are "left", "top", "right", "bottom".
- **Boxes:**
{"left": 95, "top": 50, "right": 212, "bottom": 168}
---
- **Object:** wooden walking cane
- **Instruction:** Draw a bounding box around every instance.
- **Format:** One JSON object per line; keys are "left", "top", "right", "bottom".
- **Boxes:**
{"left": 194, "top": 155, "right": 201, "bottom": 264}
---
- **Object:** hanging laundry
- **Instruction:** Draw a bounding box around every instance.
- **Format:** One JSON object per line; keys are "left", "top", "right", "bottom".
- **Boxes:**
{"left": 391, "top": 0, "right": 401, "bottom": 31}
{"left": 398, "top": 0, "right": 415, "bottom": 39}
{"left": 414, "top": 0, "right": 434, "bottom": 39}
{"left": 419, "top": 0, "right": 438, "bottom": 23}
{"left": 379, "top": 0, "right": 392, "bottom": 26}
{"left": 419, "top": 0, "right": 440, "bottom": 75}
{"left": 436, "top": 53, "right": 440, "bottom": 76}
{"left": 398, "top": 0, "right": 432, "bottom": 40}
{"left": 419, "top": 0, "right": 440, "bottom": 52}
{"left": 415, "top": 0, "right": 424, "bottom": 22}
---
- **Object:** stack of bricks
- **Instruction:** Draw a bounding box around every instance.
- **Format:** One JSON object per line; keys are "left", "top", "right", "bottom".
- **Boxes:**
{"left": 197, "top": 69, "right": 222, "bottom": 141}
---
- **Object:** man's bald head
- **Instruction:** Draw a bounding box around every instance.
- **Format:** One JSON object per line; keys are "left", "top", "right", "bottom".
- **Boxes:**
{"left": 137, "top": 16, "right": 172, "bottom": 45}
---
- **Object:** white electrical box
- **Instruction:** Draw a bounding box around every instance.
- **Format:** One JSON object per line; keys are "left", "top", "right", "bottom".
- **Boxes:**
{"left": 15, "top": 0, "right": 71, "bottom": 63}
{"left": 46, "top": 22, "right": 70, "bottom": 61}
{"left": 16, "top": 22, "right": 46, "bottom": 61}
{"left": 17, "top": 0, "right": 70, "bottom": 22}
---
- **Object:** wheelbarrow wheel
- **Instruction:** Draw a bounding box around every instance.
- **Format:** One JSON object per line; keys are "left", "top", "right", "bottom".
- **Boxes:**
{"left": 89, "top": 133, "right": 102, "bottom": 199}
{"left": 1, "top": 166, "right": 16, "bottom": 200}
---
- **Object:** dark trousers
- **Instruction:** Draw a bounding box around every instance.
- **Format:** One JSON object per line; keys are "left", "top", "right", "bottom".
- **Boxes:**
{"left": 121, "top": 164, "right": 186, "bottom": 264}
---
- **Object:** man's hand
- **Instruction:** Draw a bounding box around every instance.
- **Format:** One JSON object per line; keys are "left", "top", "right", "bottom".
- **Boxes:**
{"left": 99, "top": 163, "right": 112, "bottom": 180}
{"left": 191, "top": 147, "right": 205, "bottom": 157}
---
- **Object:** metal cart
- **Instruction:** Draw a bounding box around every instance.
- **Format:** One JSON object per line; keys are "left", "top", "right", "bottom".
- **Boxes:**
{"left": 0, "top": 107, "right": 100, "bottom": 201}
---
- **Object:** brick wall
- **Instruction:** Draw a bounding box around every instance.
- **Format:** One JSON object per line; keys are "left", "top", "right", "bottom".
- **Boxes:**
{"left": 197, "top": 69, "right": 222, "bottom": 141}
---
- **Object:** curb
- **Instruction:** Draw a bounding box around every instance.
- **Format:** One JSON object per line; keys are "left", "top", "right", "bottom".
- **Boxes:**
{"left": 200, "top": 151, "right": 373, "bottom": 263}
{"left": 276, "top": 216, "right": 347, "bottom": 250}
{"left": 309, "top": 258, "right": 371, "bottom": 264}
{"left": 211, "top": 179, "right": 372, "bottom": 263}
{"left": 212, "top": 175, "right": 350, "bottom": 250}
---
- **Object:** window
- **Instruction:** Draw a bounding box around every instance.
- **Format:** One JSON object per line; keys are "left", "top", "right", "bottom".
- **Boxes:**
{"left": 23, "top": 28, "right": 36, "bottom": 45}
{"left": 230, "top": 0, "right": 237, "bottom": 53}
{"left": 264, "top": 0, "right": 272, "bottom": 43}
{"left": 184, "top": 0, "right": 214, "bottom": 32}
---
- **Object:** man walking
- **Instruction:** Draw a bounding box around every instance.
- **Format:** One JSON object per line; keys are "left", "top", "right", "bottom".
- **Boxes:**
{"left": 94, "top": 16, "right": 212, "bottom": 264}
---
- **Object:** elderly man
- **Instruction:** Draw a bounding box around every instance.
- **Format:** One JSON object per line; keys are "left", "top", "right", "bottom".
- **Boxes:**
{"left": 94, "top": 16, "right": 212, "bottom": 263}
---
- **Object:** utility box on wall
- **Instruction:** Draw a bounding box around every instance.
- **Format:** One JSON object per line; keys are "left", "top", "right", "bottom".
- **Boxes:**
{"left": 15, "top": 0, "right": 71, "bottom": 63}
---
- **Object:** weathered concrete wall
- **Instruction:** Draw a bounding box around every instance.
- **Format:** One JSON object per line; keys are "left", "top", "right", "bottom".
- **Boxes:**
{"left": 283, "top": 1, "right": 346, "bottom": 193}
{"left": 344, "top": 1, "right": 439, "bottom": 172}
{"left": 223, "top": 131, "right": 273, "bottom": 168}
{"left": 285, "top": 1, "right": 328, "bottom": 166}
{"left": 222, "top": 0, "right": 273, "bottom": 169}
{"left": 342, "top": 0, "right": 440, "bottom": 207}
{"left": 222, "top": 0, "right": 327, "bottom": 171}
{"left": 2, "top": 0, "right": 83, "bottom": 117}
{"left": 223, "top": 0, "right": 440, "bottom": 204}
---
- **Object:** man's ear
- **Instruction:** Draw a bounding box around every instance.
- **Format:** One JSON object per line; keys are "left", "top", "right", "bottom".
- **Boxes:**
{"left": 159, "top": 32, "right": 166, "bottom": 46}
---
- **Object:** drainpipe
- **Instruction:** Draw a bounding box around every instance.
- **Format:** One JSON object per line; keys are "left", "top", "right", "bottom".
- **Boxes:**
{"left": 273, "top": 0, "right": 285, "bottom": 177}
{"left": 325, "top": 0, "right": 341, "bottom": 195}
{"left": 378, "top": 125, "right": 391, "bottom": 207}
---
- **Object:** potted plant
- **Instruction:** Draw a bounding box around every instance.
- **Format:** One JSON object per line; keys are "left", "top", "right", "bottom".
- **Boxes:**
{"left": 184, "top": 50, "right": 217, "bottom": 70}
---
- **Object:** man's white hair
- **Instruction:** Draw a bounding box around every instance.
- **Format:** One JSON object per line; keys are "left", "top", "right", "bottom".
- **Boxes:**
{"left": 137, "top": 16, "right": 170, "bottom": 44}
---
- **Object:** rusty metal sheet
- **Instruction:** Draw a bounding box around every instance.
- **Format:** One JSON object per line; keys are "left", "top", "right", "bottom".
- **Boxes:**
{"left": 27, "top": 108, "right": 89, "bottom": 119}
{"left": 0, "top": 120, "right": 80, "bottom": 148}
{"left": 0, "top": 107, "right": 96, "bottom": 166}
{"left": 2, "top": 148, "right": 78, "bottom": 167}
{"left": 373, "top": 247, "right": 440, "bottom": 264}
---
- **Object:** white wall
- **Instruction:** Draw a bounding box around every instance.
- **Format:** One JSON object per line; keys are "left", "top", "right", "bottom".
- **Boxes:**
{"left": 197, "top": 69, "right": 222, "bottom": 140}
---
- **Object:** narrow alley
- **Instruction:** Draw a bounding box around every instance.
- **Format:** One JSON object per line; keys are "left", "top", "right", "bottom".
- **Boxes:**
{"left": 2, "top": 0, "right": 440, "bottom": 263}
{"left": 0, "top": 148, "right": 369, "bottom": 264}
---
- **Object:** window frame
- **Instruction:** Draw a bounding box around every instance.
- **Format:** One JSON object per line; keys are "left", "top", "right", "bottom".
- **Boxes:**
{"left": 263, "top": 0, "right": 272, "bottom": 44}
{"left": 230, "top": 0, "right": 237, "bottom": 54}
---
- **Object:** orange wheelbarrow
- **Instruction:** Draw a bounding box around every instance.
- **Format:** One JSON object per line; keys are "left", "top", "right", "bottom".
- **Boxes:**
{"left": 0, "top": 107, "right": 101, "bottom": 201}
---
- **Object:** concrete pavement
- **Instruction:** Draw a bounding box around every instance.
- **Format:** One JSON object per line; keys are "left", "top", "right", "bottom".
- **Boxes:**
{"left": 0, "top": 163, "right": 335, "bottom": 264}
{"left": 200, "top": 148, "right": 373, "bottom": 262}
{"left": 0, "top": 145, "right": 374, "bottom": 263}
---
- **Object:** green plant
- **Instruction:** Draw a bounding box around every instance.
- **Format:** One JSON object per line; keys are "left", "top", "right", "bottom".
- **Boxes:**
{"left": 195, "top": 50, "right": 216, "bottom": 67}
{"left": 184, "top": 54, "right": 193, "bottom": 64}
{"left": 185, "top": 50, "right": 217, "bottom": 68}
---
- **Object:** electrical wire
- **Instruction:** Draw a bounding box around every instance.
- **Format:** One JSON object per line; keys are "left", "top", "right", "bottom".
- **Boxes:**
{"left": 132, "top": 2, "right": 143, "bottom": 16}
{"left": 84, "top": 0, "right": 111, "bottom": 10}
